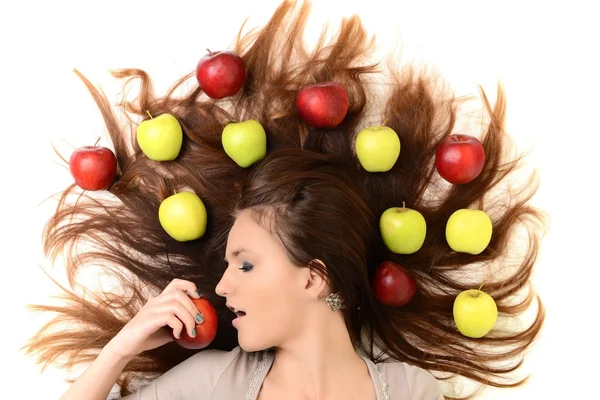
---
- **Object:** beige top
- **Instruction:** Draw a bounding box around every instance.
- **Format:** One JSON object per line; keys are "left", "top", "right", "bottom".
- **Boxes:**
{"left": 123, "top": 347, "right": 444, "bottom": 399}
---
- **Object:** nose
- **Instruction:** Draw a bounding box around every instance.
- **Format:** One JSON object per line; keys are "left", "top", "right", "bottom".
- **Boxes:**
{"left": 215, "top": 267, "right": 233, "bottom": 298}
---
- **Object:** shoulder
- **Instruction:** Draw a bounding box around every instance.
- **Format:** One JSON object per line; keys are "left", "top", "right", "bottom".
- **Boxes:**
{"left": 185, "top": 346, "right": 245, "bottom": 380}
{"left": 211, "top": 347, "right": 274, "bottom": 398}
{"left": 376, "top": 359, "right": 444, "bottom": 400}
{"left": 190, "top": 346, "right": 268, "bottom": 388}
{"left": 125, "top": 347, "right": 247, "bottom": 400}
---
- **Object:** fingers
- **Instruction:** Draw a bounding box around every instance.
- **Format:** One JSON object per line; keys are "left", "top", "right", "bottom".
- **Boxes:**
{"left": 116, "top": 279, "right": 207, "bottom": 357}
{"left": 163, "top": 278, "right": 201, "bottom": 299}
{"left": 164, "top": 279, "right": 205, "bottom": 325}
{"left": 173, "top": 289, "right": 205, "bottom": 325}
{"left": 142, "top": 279, "right": 205, "bottom": 340}
{"left": 154, "top": 286, "right": 204, "bottom": 322}
{"left": 161, "top": 313, "right": 185, "bottom": 339}
{"left": 153, "top": 298, "right": 198, "bottom": 337}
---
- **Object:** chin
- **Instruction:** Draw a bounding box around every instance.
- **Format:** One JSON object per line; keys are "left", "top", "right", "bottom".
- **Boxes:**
{"left": 239, "top": 340, "right": 271, "bottom": 353}
{"left": 238, "top": 333, "right": 274, "bottom": 353}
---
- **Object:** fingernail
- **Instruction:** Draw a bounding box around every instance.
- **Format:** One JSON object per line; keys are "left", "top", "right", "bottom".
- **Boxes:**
{"left": 196, "top": 313, "right": 204, "bottom": 324}
{"left": 195, "top": 290, "right": 201, "bottom": 298}
{"left": 191, "top": 328, "right": 196, "bottom": 337}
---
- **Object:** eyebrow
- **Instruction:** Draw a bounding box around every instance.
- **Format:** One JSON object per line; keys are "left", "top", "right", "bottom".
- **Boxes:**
{"left": 223, "top": 248, "right": 253, "bottom": 262}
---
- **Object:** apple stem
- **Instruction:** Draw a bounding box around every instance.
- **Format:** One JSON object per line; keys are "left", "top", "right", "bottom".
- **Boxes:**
{"left": 476, "top": 279, "right": 487, "bottom": 297}
{"left": 206, "top": 48, "right": 213, "bottom": 55}
{"left": 382, "top": 117, "right": 390, "bottom": 127}
{"left": 94, "top": 137, "right": 101, "bottom": 147}
{"left": 402, "top": 201, "right": 405, "bottom": 209}
{"left": 146, "top": 110, "right": 153, "bottom": 119}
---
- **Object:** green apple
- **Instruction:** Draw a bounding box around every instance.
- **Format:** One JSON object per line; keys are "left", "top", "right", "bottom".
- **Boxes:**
{"left": 355, "top": 125, "right": 400, "bottom": 172}
{"left": 453, "top": 289, "right": 498, "bottom": 338}
{"left": 446, "top": 209, "right": 492, "bottom": 254}
{"left": 222, "top": 119, "right": 267, "bottom": 168}
{"left": 158, "top": 191, "right": 207, "bottom": 242}
{"left": 379, "top": 206, "right": 426, "bottom": 254}
{"left": 136, "top": 113, "right": 183, "bottom": 161}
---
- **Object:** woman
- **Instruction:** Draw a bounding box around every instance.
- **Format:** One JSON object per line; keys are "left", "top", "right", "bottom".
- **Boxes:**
{"left": 24, "top": 1, "right": 545, "bottom": 399}
{"left": 60, "top": 149, "right": 444, "bottom": 399}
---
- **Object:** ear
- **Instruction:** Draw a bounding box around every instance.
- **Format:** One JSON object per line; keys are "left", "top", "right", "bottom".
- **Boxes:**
{"left": 304, "top": 259, "right": 329, "bottom": 299}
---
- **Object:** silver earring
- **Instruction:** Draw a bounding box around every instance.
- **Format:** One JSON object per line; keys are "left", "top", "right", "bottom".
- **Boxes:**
{"left": 321, "top": 292, "right": 345, "bottom": 312}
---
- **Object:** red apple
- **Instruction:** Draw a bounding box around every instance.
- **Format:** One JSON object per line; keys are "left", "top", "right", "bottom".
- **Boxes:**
{"left": 435, "top": 134, "right": 485, "bottom": 184}
{"left": 296, "top": 81, "right": 349, "bottom": 128}
{"left": 196, "top": 50, "right": 245, "bottom": 99}
{"left": 173, "top": 297, "right": 218, "bottom": 350}
{"left": 372, "top": 261, "right": 417, "bottom": 307}
{"left": 69, "top": 142, "right": 117, "bottom": 191}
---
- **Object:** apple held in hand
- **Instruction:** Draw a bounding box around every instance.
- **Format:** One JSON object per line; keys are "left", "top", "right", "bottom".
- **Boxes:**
{"left": 196, "top": 50, "right": 245, "bottom": 99}
{"left": 296, "top": 81, "right": 349, "bottom": 128}
{"left": 137, "top": 113, "right": 183, "bottom": 161}
{"left": 372, "top": 261, "right": 417, "bottom": 307}
{"left": 435, "top": 134, "right": 485, "bottom": 184}
{"left": 159, "top": 192, "right": 208, "bottom": 242}
{"left": 380, "top": 205, "right": 427, "bottom": 254}
{"left": 453, "top": 289, "right": 498, "bottom": 338}
{"left": 222, "top": 119, "right": 267, "bottom": 168}
{"left": 174, "top": 297, "right": 218, "bottom": 349}
{"left": 355, "top": 125, "right": 401, "bottom": 172}
{"left": 69, "top": 140, "right": 117, "bottom": 191}
{"left": 445, "top": 209, "right": 492, "bottom": 254}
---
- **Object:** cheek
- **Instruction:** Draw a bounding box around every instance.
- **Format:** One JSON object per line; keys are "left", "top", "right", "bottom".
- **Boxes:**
{"left": 257, "top": 280, "right": 302, "bottom": 326}
{"left": 240, "top": 277, "right": 304, "bottom": 348}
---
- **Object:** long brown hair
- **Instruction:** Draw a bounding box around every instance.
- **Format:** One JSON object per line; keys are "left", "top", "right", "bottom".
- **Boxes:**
{"left": 23, "top": 1, "right": 545, "bottom": 398}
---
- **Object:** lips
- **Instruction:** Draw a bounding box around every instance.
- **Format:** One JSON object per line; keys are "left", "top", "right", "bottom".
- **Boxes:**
{"left": 227, "top": 304, "right": 247, "bottom": 318}
{"left": 227, "top": 304, "right": 247, "bottom": 328}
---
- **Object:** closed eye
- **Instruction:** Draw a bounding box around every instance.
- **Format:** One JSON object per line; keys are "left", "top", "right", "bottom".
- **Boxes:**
{"left": 239, "top": 261, "right": 254, "bottom": 272}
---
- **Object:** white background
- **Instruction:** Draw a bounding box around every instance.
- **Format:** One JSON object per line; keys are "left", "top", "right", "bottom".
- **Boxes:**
{"left": 1, "top": 0, "right": 598, "bottom": 398}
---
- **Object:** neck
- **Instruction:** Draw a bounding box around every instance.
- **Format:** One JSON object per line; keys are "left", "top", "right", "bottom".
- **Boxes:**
{"left": 268, "top": 309, "right": 369, "bottom": 398}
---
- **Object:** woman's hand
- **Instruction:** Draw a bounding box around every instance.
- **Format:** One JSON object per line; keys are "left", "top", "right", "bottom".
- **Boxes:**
{"left": 107, "top": 278, "right": 204, "bottom": 360}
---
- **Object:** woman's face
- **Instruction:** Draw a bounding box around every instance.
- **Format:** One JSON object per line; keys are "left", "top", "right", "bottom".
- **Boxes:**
{"left": 215, "top": 209, "right": 310, "bottom": 352}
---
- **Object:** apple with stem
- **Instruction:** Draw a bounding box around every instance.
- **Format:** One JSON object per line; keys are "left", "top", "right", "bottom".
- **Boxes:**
{"left": 435, "top": 134, "right": 485, "bottom": 184}
{"left": 296, "top": 81, "right": 349, "bottom": 128}
{"left": 136, "top": 112, "right": 183, "bottom": 161}
{"left": 453, "top": 288, "right": 498, "bottom": 338}
{"left": 158, "top": 191, "right": 208, "bottom": 242}
{"left": 355, "top": 121, "right": 400, "bottom": 172}
{"left": 379, "top": 203, "right": 427, "bottom": 254}
{"left": 372, "top": 261, "right": 417, "bottom": 307}
{"left": 196, "top": 49, "right": 246, "bottom": 99}
{"left": 174, "top": 297, "right": 218, "bottom": 349}
{"left": 69, "top": 137, "right": 117, "bottom": 191}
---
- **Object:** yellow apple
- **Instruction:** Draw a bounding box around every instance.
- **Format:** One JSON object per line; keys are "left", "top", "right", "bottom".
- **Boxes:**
{"left": 379, "top": 206, "right": 426, "bottom": 254}
{"left": 136, "top": 113, "right": 183, "bottom": 161}
{"left": 445, "top": 209, "right": 492, "bottom": 254}
{"left": 453, "top": 289, "right": 498, "bottom": 338}
{"left": 355, "top": 125, "right": 401, "bottom": 172}
{"left": 222, "top": 119, "right": 267, "bottom": 168}
{"left": 158, "top": 192, "right": 207, "bottom": 242}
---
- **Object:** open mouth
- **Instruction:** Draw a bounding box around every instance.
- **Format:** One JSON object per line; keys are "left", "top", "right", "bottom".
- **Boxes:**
{"left": 227, "top": 304, "right": 247, "bottom": 319}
